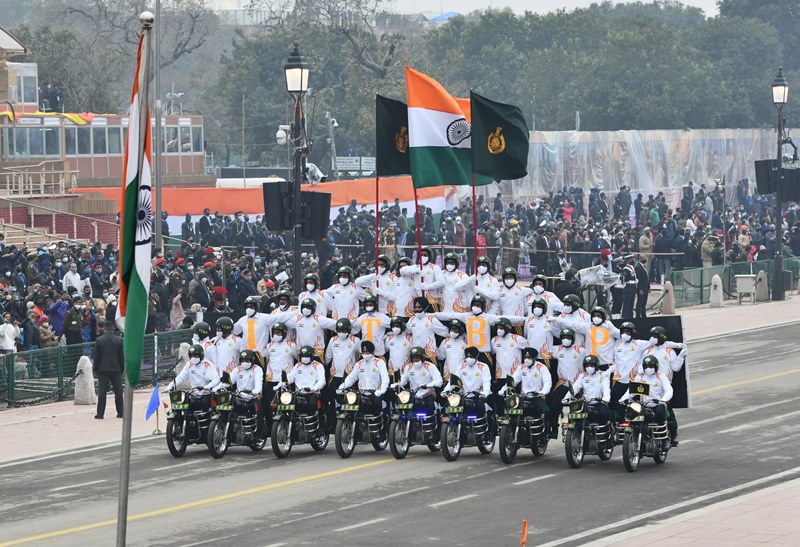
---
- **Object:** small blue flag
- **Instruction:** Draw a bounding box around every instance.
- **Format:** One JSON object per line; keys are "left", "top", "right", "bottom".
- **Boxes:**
{"left": 145, "top": 381, "right": 160, "bottom": 420}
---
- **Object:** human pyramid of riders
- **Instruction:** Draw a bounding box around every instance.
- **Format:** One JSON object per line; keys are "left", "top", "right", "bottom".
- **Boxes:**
{"left": 163, "top": 248, "right": 687, "bottom": 470}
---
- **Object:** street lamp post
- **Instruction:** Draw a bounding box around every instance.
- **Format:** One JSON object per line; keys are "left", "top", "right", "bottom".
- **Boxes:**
{"left": 772, "top": 67, "right": 789, "bottom": 301}
{"left": 284, "top": 41, "right": 310, "bottom": 297}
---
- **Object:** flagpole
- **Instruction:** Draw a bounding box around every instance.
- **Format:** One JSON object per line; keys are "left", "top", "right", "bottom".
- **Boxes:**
{"left": 471, "top": 172, "right": 479, "bottom": 285}
{"left": 117, "top": 12, "right": 153, "bottom": 547}
{"left": 375, "top": 175, "right": 380, "bottom": 282}
{"left": 412, "top": 186, "right": 425, "bottom": 297}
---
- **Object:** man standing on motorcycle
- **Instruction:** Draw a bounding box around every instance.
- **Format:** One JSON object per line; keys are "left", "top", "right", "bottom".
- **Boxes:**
{"left": 550, "top": 307, "right": 620, "bottom": 371}
{"left": 407, "top": 297, "right": 449, "bottom": 361}
{"left": 554, "top": 295, "right": 591, "bottom": 347}
{"left": 442, "top": 346, "right": 492, "bottom": 418}
{"left": 439, "top": 253, "right": 474, "bottom": 313}
{"left": 216, "top": 349, "right": 263, "bottom": 416}
{"left": 352, "top": 295, "right": 392, "bottom": 360}
{"left": 393, "top": 346, "right": 443, "bottom": 414}
{"left": 191, "top": 322, "right": 218, "bottom": 371}
{"left": 280, "top": 346, "right": 326, "bottom": 414}
{"left": 213, "top": 317, "right": 243, "bottom": 379}
{"left": 563, "top": 355, "right": 612, "bottom": 425}
{"left": 233, "top": 295, "right": 284, "bottom": 367}
{"left": 491, "top": 317, "right": 527, "bottom": 414}
{"left": 298, "top": 272, "right": 328, "bottom": 317}
{"left": 325, "top": 266, "right": 367, "bottom": 321}
{"left": 166, "top": 344, "right": 220, "bottom": 411}
{"left": 638, "top": 326, "right": 686, "bottom": 445}
{"left": 399, "top": 247, "right": 445, "bottom": 311}
{"left": 436, "top": 319, "right": 468, "bottom": 383}
{"left": 498, "top": 268, "right": 534, "bottom": 317}
{"left": 524, "top": 298, "right": 556, "bottom": 360}
{"left": 620, "top": 355, "right": 673, "bottom": 428}
{"left": 471, "top": 256, "right": 501, "bottom": 313}
{"left": 502, "top": 347, "right": 551, "bottom": 418}
{"left": 355, "top": 255, "right": 396, "bottom": 316}
{"left": 324, "top": 319, "right": 361, "bottom": 433}
{"left": 608, "top": 322, "right": 654, "bottom": 416}
{"left": 264, "top": 322, "right": 298, "bottom": 432}
{"left": 524, "top": 274, "right": 564, "bottom": 317}
{"left": 337, "top": 341, "right": 391, "bottom": 413}
{"left": 281, "top": 298, "right": 337, "bottom": 361}
{"left": 384, "top": 317, "right": 413, "bottom": 377}
{"left": 546, "top": 328, "right": 587, "bottom": 439}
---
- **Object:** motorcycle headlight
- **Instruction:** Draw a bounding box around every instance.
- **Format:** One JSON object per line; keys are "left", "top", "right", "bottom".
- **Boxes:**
{"left": 629, "top": 402, "right": 643, "bottom": 415}
{"left": 506, "top": 394, "right": 519, "bottom": 409}
{"left": 570, "top": 400, "right": 584, "bottom": 412}
{"left": 279, "top": 392, "right": 293, "bottom": 405}
{"left": 216, "top": 391, "right": 230, "bottom": 405}
{"left": 397, "top": 390, "right": 411, "bottom": 404}
{"left": 447, "top": 393, "right": 461, "bottom": 407}
{"left": 170, "top": 391, "right": 186, "bottom": 405}
{"left": 345, "top": 391, "right": 358, "bottom": 405}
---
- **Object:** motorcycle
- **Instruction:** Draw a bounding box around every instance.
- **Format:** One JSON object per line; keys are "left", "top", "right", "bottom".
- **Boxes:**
{"left": 440, "top": 377, "right": 496, "bottom": 462}
{"left": 388, "top": 385, "right": 441, "bottom": 459}
{"left": 561, "top": 397, "right": 615, "bottom": 468}
{"left": 620, "top": 394, "right": 671, "bottom": 472}
{"left": 270, "top": 378, "right": 329, "bottom": 458}
{"left": 498, "top": 381, "right": 549, "bottom": 464}
{"left": 335, "top": 389, "right": 389, "bottom": 458}
{"left": 207, "top": 389, "right": 267, "bottom": 458}
{"left": 165, "top": 388, "right": 212, "bottom": 457}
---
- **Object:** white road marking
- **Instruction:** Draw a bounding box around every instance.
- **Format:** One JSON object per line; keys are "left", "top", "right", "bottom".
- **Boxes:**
{"left": 513, "top": 473, "right": 557, "bottom": 486}
{"left": 50, "top": 479, "right": 106, "bottom": 492}
{"left": 682, "top": 396, "right": 800, "bottom": 429}
{"left": 179, "top": 537, "right": 237, "bottom": 547}
{"left": 679, "top": 439, "right": 702, "bottom": 444}
{"left": 428, "top": 494, "right": 477, "bottom": 508}
{"left": 738, "top": 350, "right": 757, "bottom": 356}
{"left": 0, "top": 436, "right": 158, "bottom": 469}
{"left": 334, "top": 517, "right": 387, "bottom": 532}
{"left": 718, "top": 409, "right": 800, "bottom": 434}
{"left": 152, "top": 461, "right": 196, "bottom": 472}
{"left": 537, "top": 467, "right": 800, "bottom": 547}
{"left": 690, "top": 359, "right": 709, "bottom": 365}
{"left": 262, "top": 543, "right": 287, "bottom": 547}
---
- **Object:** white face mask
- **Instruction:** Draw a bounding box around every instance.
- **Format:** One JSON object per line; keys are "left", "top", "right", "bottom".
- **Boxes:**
{"left": 504, "top": 279, "right": 515, "bottom": 288}
{"left": 216, "top": 330, "right": 223, "bottom": 338}
{"left": 302, "top": 308, "right": 312, "bottom": 317}
{"left": 190, "top": 357, "right": 201, "bottom": 365}
{"left": 337, "top": 332, "right": 348, "bottom": 339}
{"left": 339, "top": 277, "right": 349, "bottom": 286}
{"left": 301, "top": 357, "right": 311, "bottom": 364}
{"left": 533, "top": 285, "right": 545, "bottom": 294}
{"left": 644, "top": 368, "right": 656, "bottom": 376}
{"left": 585, "top": 366, "right": 596, "bottom": 375}
{"left": 448, "top": 331, "right": 459, "bottom": 339}
{"left": 649, "top": 337, "right": 658, "bottom": 345}
{"left": 365, "top": 305, "right": 375, "bottom": 313}
{"left": 272, "top": 334, "right": 283, "bottom": 342}
{"left": 306, "top": 283, "right": 316, "bottom": 292}
{"left": 391, "top": 327, "right": 402, "bottom": 335}
{"left": 413, "top": 360, "right": 423, "bottom": 368}
{"left": 362, "top": 353, "right": 373, "bottom": 361}
{"left": 523, "top": 358, "right": 533, "bottom": 366}
{"left": 242, "top": 361, "right": 252, "bottom": 370}
{"left": 445, "top": 263, "right": 456, "bottom": 272}
{"left": 621, "top": 333, "right": 632, "bottom": 343}
{"left": 562, "top": 339, "right": 573, "bottom": 348}
{"left": 497, "top": 328, "right": 506, "bottom": 337}
{"left": 245, "top": 308, "right": 256, "bottom": 317}
{"left": 592, "top": 316, "right": 603, "bottom": 326}
{"left": 477, "top": 265, "right": 488, "bottom": 275}
{"left": 465, "top": 357, "right": 477, "bottom": 366}
{"left": 421, "top": 255, "right": 429, "bottom": 265}
{"left": 532, "top": 307, "right": 544, "bottom": 317}
{"left": 378, "top": 266, "right": 387, "bottom": 275}
{"left": 471, "top": 306, "right": 483, "bottom": 315}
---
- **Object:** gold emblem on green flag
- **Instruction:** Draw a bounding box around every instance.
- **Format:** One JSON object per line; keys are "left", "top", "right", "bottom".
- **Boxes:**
{"left": 395, "top": 126, "right": 408, "bottom": 154}
{"left": 488, "top": 127, "right": 505, "bottom": 155}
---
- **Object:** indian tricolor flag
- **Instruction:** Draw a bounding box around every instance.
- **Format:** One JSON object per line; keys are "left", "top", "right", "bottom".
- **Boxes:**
{"left": 117, "top": 34, "right": 153, "bottom": 386}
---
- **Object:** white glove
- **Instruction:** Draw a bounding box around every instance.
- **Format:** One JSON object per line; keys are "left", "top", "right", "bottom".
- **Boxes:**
{"left": 164, "top": 382, "right": 174, "bottom": 392}
{"left": 336, "top": 387, "right": 344, "bottom": 395}
{"left": 203, "top": 384, "right": 214, "bottom": 391}
{"left": 498, "top": 385, "right": 508, "bottom": 396}
{"left": 212, "top": 384, "right": 223, "bottom": 393}
{"left": 376, "top": 390, "right": 385, "bottom": 397}
{"left": 389, "top": 383, "right": 398, "bottom": 389}
{"left": 561, "top": 398, "right": 570, "bottom": 405}
{"left": 275, "top": 382, "right": 285, "bottom": 389}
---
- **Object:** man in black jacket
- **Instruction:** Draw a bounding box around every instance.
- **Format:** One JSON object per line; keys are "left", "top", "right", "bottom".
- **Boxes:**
{"left": 634, "top": 255, "right": 650, "bottom": 318}
{"left": 93, "top": 320, "right": 125, "bottom": 419}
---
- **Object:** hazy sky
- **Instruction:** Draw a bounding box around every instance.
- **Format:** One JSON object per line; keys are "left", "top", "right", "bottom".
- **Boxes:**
{"left": 390, "top": 0, "right": 719, "bottom": 17}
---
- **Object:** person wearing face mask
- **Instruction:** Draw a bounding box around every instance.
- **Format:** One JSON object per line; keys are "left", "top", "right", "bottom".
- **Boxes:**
{"left": 546, "top": 328, "right": 587, "bottom": 438}
{"left": 406, "top": 297, "right": 449, "bottom": 361}
{"left": 470, "top": 256, "right": 500, "bottom": 313}
{"left": 324, "top": 318, "right": 361, "bottom": 432}
{"left": 621, "top": 255, "right": 638, "bottom": 319}
{"left": 503, "top": 347, "right": 551, "bottom": 419}
{"left": 280, "top": 346, "right": 326, "bottom": 413}
{"left": 550, "top": 306, "right": 620, "bottom": 370}
{"left": 352, "top": 295, "right": 392, "bottom": 358}
{"left": 217, "top": 349, "right": 264, "bottom": 419}
{"left": 190, "top": 322, "right": 218, "bottom": 370}
{"left": 524, "top": 274, "right": 563, "bottom": 318}
{"left": 638, "top": 326, "right": 685, "bottom": 445}
{"left": 298, "top": 273, "right": 328, "bottom": 317}
{"left": 337, "top": 341, "right": 391, "bottom": 413}
{"left": 166, "top": 344, "right": 220, "bottom": 412}
{"left": 391, "top": 257, "right": 417, "bottom": 318}
{"left": 620, "top": 355, "right": 673, "bottom": 434}
{"left": 562, "top": 355, "right": 611, "bottom": 425}
{"left": 271, "top": 291, "right": 298, "bottom": 341}
{"left": 498, "top": 267, "right": 534, "bottom": 317}
{"left": 384, "top": 317, "right": 413, "bottom": 378}
{"left": 233, "top": 296, "right": 282, "bottom": 364}
{"left": 556, "top": 294, "right": 591, "bottom": 347}
{"left": 355, "top": 255, "right": 396, "bottom": 316}
{"left": 609, "top": 256, "right": 626, "bottom": 319}
{"left": 399, "top": 247, "right": 445, "bottom": 312}
{"left": 608, "top": 322, "right": 655, "bottom": 415}
{"left": 490, "top": 317, "right": 528, "bottom": 414}
{"left": 436, "top": 319, "right": 467, "bottom": 383}
{"left": 524, "top": 298, "right": 556, "bottom": 361}
{"left": 62, "top": 296, "right": 85, "bottom": 347}
{"left": 441, "top": 347, "right": 491, "bottom": 417}
{"left": 263, "top": 322, "right": 298, "bottom": 432}
{"left": 439, "top": 253, "right": 474, "bottom": 313}
{"left": 324, "top": 266, "right": 366, "bottom": 321}
{"left": 392, "top": 346, "right": 443, "bottom": 414}
{"left": 213, "top": 317, "right": 243, "bottom": 379}
{"left": 281, "top": 298, "right": 336, "bottom": 360}
{"left": 189, "top": 271, "right": 212, "bottom": 310}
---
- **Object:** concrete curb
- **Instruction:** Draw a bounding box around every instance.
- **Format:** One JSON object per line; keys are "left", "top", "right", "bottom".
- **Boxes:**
{"left": 686, "top": 318, "right": 800, "bottom": 344}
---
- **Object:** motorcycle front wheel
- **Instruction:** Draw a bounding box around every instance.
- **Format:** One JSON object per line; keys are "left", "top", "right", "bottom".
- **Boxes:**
{"left": 389, "top": 419, "right": 410, "bottom": 459}
{"left": 565, "top": 428, "right": 585, "bottom": 469}
{"left": 654, "top": 441, "right": 669, "bottom": 464}
{"left": 166, "top": 418, "right": 187, "bottom": 458}
{"left": 207, "top": 419, "right": 229, "bottom": 459}
{"left": 335, "top": 418, "right": 356, "bottom": 458}
{"left": 310, "top": 431, "right": 330, "bottom": 452}
{"left": 623, "top": 430, "right": 641, "bottom": 472}
{"left": 499, "top": 425, "right": 518, "bottom": 464}
{"left": 271, "top": 416, "right": 293, "bottom": 459}
{"left": 441, "top": 421, "right": 461, "bottom": 462}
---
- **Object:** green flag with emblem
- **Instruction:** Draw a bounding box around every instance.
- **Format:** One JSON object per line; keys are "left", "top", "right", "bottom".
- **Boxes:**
{"left": 470, "top": 91, "right": 529, "bottom": 181}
